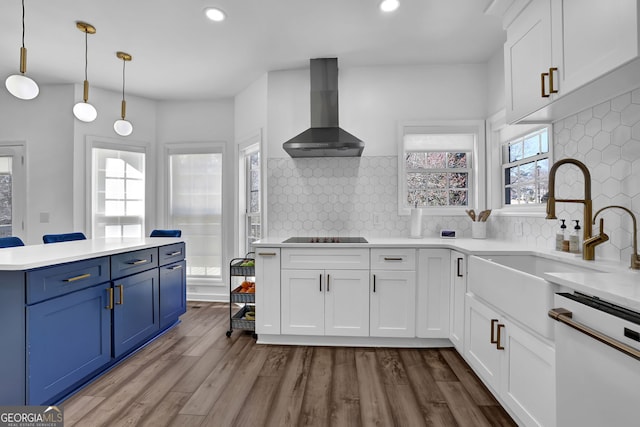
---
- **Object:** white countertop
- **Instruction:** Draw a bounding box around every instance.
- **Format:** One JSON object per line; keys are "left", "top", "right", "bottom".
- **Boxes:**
{"left": 0, "top": 237, "right": 184, "bottom": 270}
{"left": 254, "top": 236, "right": 640, "bottom": 312}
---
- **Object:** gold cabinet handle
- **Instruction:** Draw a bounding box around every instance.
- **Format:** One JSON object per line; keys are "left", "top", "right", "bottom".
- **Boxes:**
{"left": 549, "top": 67, "right": 558, "bottom": 93}
{"left": 128, "top": 259, "right": 149, "bottom": 265}
{"left": 167, "top": 251, "right": 182, "bottom": 256}
{"left": 106, "top": 287, "right": 114, "bottom": 309}
{"left": 116, "top": 284, "right": 124, "bottom": 305}
{"left": 541, "top": 72, "right": 550, "bottom": 97}
{"left": 64, "top": 273, "right": 91, "bottom": 282}
{"left": 169, "top": 265, "right": 183, "bottom": 270}
{"left": 258, "top": 252, "right": 277, "bottom": 256}
{"left": 383, "top": 257, "right": 403, "bottom": 261}
{"left": 490, "top": 319, "right": 498, "bottom": 344}
{"left": 496, "top": 324, "right": 505, "bottom": 350}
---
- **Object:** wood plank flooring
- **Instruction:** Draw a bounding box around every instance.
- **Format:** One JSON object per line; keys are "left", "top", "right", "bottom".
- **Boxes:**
{"left": 61, "top": 302, "right": 517, "bottom": 427}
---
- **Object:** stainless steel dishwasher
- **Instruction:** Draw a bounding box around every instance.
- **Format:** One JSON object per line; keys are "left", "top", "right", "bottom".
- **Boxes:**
{"left": 549, "top": 292, "right": 640, "bottom": 427}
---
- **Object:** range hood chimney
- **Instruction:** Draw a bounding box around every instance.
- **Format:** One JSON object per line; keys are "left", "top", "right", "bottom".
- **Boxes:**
{"left": 283, "top": 58, "right": 364, "bottom": 158}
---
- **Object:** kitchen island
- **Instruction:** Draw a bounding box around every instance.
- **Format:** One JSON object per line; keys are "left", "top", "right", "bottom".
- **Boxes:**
{"left": 0, "top": 237, "right": 186, "bottom": 405}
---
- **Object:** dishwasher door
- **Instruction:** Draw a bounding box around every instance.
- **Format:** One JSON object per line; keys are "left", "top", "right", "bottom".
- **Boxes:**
{"left": 552, "top": 293, "right": 640, "bottom": 427}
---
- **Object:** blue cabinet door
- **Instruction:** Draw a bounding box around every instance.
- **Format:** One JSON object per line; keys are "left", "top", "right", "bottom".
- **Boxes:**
{"left": 113, "top": 269, "right": 160, "bottom": 358}
{"left": 159, "top": 260, "right": 187, "bottom": 329}
{"left": 27, "top": 283, "right": 111, "bottom": 404}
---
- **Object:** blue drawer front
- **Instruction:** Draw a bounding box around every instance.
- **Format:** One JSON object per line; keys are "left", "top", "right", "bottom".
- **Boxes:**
{"left": 111, "top": 248, "right": 158, "bottom": 280}
{"left": 27, "top": 283, "right": 111, "bottom": 404}
{"left": 160, "top": 260, "right": 187, "bottom": 329}
{"left": 27, "top": 257, "right": 110, "bottom": 305}
{"left": 158, "top": 242, "right": 186, "bottom": 266}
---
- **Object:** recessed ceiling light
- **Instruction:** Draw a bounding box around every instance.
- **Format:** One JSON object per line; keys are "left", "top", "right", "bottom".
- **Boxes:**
{"left": 379, "top": 0, "right": 400, "bottom": 13}
{"left": 204, "top": 7, "right": 226, "bottom": 22}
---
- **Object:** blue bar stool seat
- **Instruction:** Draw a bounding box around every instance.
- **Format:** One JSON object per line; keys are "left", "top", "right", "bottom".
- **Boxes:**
{"left": 43, "top": 232, "right": 87, "bottom": 244}
{"left": 150, "top": 229, "right": 182, "bottom": 237}
{"left": 0, "top": 236, "right": 25, "bottom": 248}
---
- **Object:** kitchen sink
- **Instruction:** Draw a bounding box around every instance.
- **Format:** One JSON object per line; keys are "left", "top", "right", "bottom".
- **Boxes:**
{"left": 468, "top": 254, "right": 607, "bottom": 339}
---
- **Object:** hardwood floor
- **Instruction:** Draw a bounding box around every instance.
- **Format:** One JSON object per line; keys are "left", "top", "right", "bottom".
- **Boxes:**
{"left": 61, "top": 302, "right": 517, "bottom": 427}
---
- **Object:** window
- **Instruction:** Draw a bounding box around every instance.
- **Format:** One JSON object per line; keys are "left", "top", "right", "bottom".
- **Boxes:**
{"left": 502, "top": 128, "right": 550, "bottom": 206}
{"left": 398, "top": 121, "right": 485, "bottom": 215}
{"left": 92, "top": 147, "right": 145, "bottom": 238}
{"left": 0, "top": 144, "right": 25, "bottom": 239}
{"left": 245, "top": 150, "right": 261, "bottom": 252}
{"left": 168, "top": 147, "right": 223, "bottom": 281}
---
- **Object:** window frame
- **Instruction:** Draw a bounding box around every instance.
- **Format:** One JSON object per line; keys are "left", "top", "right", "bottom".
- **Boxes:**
{"left": 501, "top": 127, "right": 552, "bottom": 208}
{"left": 85, "top": 137, "right": 150, "bottom": 239}
{"left": 397, "top": 120, "right": 486, "bottom": 216}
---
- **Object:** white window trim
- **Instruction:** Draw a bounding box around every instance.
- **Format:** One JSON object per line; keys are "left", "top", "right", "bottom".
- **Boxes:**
{"left": 397, "top": 120, "right": 486, "bottom": 216}
{"left": 85, "top": 136, "right": 152, "bottom": 239}
{"left": 163, "top": 141, "right": 229, "bottom": 289}
{"left": 486, "top": 110, "right": 552, "bottom": 218}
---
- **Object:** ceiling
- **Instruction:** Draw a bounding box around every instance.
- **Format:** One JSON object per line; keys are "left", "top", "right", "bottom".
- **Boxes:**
{"left": 0, "top": 0, "right": 506, "bottom": 101}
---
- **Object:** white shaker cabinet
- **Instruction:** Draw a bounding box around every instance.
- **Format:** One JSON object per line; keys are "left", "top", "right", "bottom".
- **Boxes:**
{"left": 255, "top": 248, "right": 281, "bottom": 335}
{"left": 416, "top": 249, "right": 451, "bottom": 338}
{"left": 504, "top": 0, "right": 640, "bottom": 123}
{"left": 449, "top": 251, "right": 466, "bottom": 353}
{"left": 370, "top": 249, "right": 416, "bottom": 338}
{"left": 465, "top": 294, "right": 556, "bottom": 427}
{"left": 280, "top": 248, "right": 370, "bottom": 337}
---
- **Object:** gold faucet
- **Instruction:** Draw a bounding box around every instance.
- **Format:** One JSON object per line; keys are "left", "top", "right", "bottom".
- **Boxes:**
{"left": 591, "top": 205, "right": 640, "bottom": 270}
{"left": 546, "top": 158, "right": 594, "bottom": 260}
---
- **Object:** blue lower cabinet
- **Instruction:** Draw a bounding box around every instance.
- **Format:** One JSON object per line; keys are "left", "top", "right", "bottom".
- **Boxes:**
{"left": 159, "top": 260, "right": 187, "bottom": 329}
{"left": 113, "top": 268, "right": 160, "bottom": 358}
{"left": 27, "top": 283, "right": 111, "bottom": 404}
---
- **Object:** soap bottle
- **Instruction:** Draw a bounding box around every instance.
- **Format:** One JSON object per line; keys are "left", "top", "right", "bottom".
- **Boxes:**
{"left": 569, "top": 220, "right": 582, "bottom": 254}
{"left": 556, "top": 219, "right": 567, "bottom": 251}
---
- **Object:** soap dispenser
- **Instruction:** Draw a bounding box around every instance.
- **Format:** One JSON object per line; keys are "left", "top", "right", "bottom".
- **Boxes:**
{"left": 569, "top": 220, "right": 582, "bottom": 254}
{"left": 556, "top": 219, "right": 567, "bottom": 251}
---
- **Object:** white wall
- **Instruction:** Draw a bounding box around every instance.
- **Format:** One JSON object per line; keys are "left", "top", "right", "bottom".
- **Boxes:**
{"left": 486, "top": 47, "right": 506, "bottom": 116}
{"left": 234, "top": 73, "right": 268, "bottom": 145}
{"left": 267, "top": 63, "right": 489, "bottom": 158}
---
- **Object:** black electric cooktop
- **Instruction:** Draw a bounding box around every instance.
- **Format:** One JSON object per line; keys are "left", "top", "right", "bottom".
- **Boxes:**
{"left": 282, "top": 237, "right": 368, "bottom": 244}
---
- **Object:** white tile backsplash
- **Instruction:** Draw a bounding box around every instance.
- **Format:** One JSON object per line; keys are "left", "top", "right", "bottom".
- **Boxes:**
{"left": 267, "top": 89, "right": 640, "bottom": 264}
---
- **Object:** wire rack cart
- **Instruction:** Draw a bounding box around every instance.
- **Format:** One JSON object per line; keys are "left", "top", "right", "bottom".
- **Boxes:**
{"left": 226, "top": 253, "right": 255, "bottom": 338}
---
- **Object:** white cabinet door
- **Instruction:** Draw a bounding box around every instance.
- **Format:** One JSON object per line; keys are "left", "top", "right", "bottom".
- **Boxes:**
{"left": 501, "top": 321, "right": 556, "bottom": 427}
{"left": 551, "top": 0, "right": 639, "bottom": 95}
{"left": 255, "top": 249, "right": 281, "bottom": 335}
{"left": 449, "top": 251, "right": 466, "bottom": 352}
{"left": 324, "top": 270, "right": 370, "bottom": 337}
{"left": 370, "top": 270, "right": 416, "bottom": 337}
{"left": 464, "top": 295, "right": 502, "bottom": 392}
{"left": 416, "top": 249, "right": 451, "bottom": 338}
{"left": 504, "top": 0, "right": 554, "bottom": 123}
{"left": 281, "top": 269, "right": 324, "bottom": 335}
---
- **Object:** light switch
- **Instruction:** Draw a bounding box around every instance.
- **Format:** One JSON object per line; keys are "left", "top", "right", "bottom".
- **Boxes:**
{"left": 39, "top": 212, "right": 50, "bottom": 223}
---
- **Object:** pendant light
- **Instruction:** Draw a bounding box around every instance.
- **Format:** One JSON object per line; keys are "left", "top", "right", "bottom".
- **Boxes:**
{"left": 5, "top": 0, "right": 39, "bottom": 100}
{"left": 72, "top": 22, "right": 97, "bottom": 122}
{"left": 114, "top": 52, "right": 133, "bottom": 137}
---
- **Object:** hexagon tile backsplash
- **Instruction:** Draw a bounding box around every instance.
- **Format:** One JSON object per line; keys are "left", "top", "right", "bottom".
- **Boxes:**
{"left": 267, "top": 89, "right": 640, "bottom": 264}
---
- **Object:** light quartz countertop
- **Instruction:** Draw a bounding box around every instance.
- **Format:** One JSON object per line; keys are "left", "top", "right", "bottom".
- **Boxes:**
{"left": 0, "top": 237, "right": 184, "bottom": 271}
{"left": 254, "top": 236, "right": 640, "bottom": 312}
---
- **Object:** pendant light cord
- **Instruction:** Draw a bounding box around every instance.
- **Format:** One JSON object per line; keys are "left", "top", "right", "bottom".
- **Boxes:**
{"left": 21, "top": 0, "right": 25, "bottom": 49}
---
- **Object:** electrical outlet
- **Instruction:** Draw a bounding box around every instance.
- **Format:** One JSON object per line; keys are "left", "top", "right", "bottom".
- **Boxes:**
{"left": 372, "top": 213, "right": 381, "bottom": 226}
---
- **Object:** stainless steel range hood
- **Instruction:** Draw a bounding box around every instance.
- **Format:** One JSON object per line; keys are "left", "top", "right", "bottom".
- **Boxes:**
{"left": 283, "top": 58, "right": 364, "bottom": 158}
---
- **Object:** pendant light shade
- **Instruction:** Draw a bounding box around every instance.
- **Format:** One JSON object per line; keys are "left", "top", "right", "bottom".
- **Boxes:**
{"left": 73, "top": 22, "right": 97, "bottom": 122}
{"left": 114, "top": 51, "right": 133, "bottom": 136}
{"left": 5, "top": 0, "right": 39, "bottom": 100}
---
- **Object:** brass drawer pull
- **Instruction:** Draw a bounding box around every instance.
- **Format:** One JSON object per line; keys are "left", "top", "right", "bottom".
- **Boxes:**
{"left": 64, "top": 273, "right": 91, "bottom": 282}
{"left": 457, "top": 257, "right": 463, "bottom": 277}
{"left": 169, "top": 265, "right": 183, "bottom": 270}
{"left": 384, "top": 257, "right": 403, "bottom": 261}
{"left": 167, "top": 251, "right": 182, "bottom": 256}
{"left": 128, "top": 259, "right": 149, "bottom": 265}
{"left": 541, "top": 72, "right": 549, "bottom": 97}
{"left": 116, "top": 285, "right": 124, "bottom": 305}
{"left": 106, "top": 287, "right": 114, "bottom": 309}
{"left": 258, "top": 252, "right": 277, "bottom": 256}
{"left": 549, "top": 67, "right": 558, "bottom": 93}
